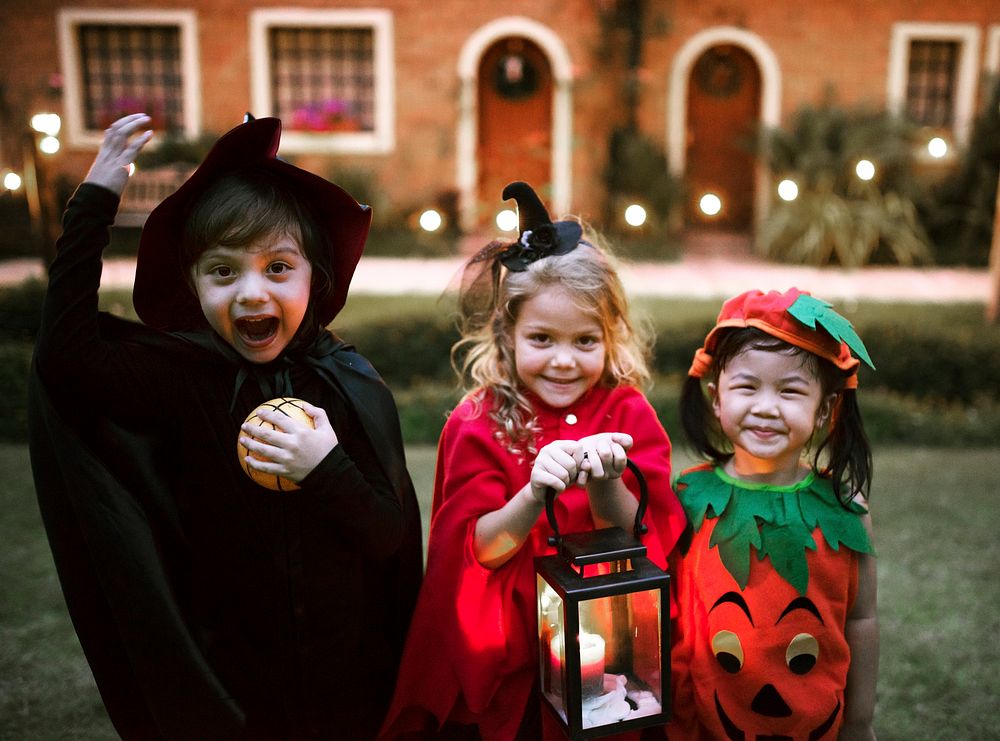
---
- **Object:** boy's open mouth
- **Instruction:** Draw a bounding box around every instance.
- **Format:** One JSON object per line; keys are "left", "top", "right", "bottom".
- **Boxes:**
{"left": 235, "top": 317, "right": 279, "bottom": 345}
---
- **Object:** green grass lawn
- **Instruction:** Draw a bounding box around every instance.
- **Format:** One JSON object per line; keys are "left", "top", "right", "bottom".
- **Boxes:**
{"left": 2, "top": 443, "right": 998, "bottom": 739}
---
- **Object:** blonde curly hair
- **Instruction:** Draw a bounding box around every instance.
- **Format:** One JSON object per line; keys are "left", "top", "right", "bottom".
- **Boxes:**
{"left": 453, "top": 233, "right": 651, "bottom": 457}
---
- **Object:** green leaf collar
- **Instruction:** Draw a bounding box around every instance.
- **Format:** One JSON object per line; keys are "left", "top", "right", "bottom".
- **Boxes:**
{"left": 676, "top": 465, "right": 874, "bottom": 595}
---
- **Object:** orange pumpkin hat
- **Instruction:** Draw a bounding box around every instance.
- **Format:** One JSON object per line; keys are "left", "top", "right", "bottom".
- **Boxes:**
{"left": 687, "top": 288, "right": 875, "bottom": 389}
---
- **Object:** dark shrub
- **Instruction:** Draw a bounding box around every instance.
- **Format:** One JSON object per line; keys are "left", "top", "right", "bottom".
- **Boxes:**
{"left": 0, "top": 279, "right": 46, "bottom": 341}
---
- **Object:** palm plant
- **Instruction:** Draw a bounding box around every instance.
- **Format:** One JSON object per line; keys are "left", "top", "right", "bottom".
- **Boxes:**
{"left": 755, "top": 96, "right": 932, "bottom": 267}
{"left": 920, "top": 76, "right": 1000, "bottom": 266}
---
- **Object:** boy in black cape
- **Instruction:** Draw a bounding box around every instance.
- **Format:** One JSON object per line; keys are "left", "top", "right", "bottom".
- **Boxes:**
{"left": 29, "top": 113, "right": 423, "bottom": 739}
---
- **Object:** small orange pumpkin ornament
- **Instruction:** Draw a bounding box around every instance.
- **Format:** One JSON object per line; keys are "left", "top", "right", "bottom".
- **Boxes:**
{"left": 237, "top": 397, "right": 314, "bottom": 491}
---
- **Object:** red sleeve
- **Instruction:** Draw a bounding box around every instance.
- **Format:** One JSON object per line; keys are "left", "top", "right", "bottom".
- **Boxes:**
{"left": 380, "top": 398, "right": 536, "bottom": 739}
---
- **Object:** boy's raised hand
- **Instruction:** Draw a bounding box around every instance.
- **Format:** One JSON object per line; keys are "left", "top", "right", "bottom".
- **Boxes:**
{"left": 85, "top": 113, "right": 153, "bottom": 196}
{"left": 239, "top": 401, "right": 339, "bottom": 485}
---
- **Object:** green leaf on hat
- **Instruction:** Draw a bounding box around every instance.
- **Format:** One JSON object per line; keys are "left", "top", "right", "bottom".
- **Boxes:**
{"left": 787, "top": 294, "right": 876, "bottom": 369}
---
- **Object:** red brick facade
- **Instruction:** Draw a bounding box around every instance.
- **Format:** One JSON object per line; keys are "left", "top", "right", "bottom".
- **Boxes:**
{"left": 1, "top": 1, "right": 997, "bottom": 235}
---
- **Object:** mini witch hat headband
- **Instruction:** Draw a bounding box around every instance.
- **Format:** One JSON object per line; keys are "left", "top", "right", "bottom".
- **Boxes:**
{"left": 495, "top": 181, "right": 584, "bottom": 271}
{"left": 688, "top": 288, "right": 875, "bottom": 389}
{"left": 459, "top": 181, "right": 586, "bottom": 331}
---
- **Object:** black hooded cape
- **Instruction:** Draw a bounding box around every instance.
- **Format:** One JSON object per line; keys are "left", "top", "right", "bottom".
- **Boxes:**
{"left": 28, "top": 313, "right": 423, "bottom": 739}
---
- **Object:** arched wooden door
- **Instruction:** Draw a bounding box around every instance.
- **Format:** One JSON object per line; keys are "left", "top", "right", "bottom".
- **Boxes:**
{"left": 477, "top": 37, "right": 553, "bottom": 224}
{"left": 685, "top": 44, "right": 761, "bottom": 230}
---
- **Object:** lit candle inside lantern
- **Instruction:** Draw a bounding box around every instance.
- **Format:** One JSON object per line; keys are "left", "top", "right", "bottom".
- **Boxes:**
{"left": 579, "top": 633, "right": 606, "bottom": 697}
{"left": 550, "top": 632, "right": 606, "bottom": 698}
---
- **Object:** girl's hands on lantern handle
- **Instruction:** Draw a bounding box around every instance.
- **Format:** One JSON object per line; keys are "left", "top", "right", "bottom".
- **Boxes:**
{"left": 573, "top": 432, "right": 632, "bottom": 486}
{"left": 529, "top": 439, "right": 583, "bottom": 503}
{"left": 575, "top": 432, "right": 638, "bottom": 530}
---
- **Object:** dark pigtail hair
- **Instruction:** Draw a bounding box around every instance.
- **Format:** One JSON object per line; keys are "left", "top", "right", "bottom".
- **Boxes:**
{"left": 813, "top": 387, "right": 873, "bottom": 506}
{"left": 679, "top": 374, "right": 729, "bottom": 465}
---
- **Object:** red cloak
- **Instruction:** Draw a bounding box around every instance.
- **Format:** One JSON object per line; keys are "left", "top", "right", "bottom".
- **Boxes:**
{"left": 381, "top": 385, "right": 685, "bottom": 740}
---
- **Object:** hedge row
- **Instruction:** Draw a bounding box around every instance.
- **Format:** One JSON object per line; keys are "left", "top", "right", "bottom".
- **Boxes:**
{"left": 2, "top": 343, "right": 32, "bottom": 444}
{"left": 5, "top": 280, "right": 999, "bottom": 445}
{"left": 7, "top": 280, "right": 999, "bottom": 405}
{"left": 342, "top": 316, "right": 1000, "bottom": 406}
{"left": 389, "top": 378, "right": 1000, "bottom": 448}
{"left": 6, "top": 335, "right": 999, "bottom": 447}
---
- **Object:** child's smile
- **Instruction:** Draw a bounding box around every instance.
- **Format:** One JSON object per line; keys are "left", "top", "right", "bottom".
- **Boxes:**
{"left": 191, "top": 234, "right": 313, "bottom": 363}
{"left": 234, "top": 315, "right": 280, "bottom": 345}
{"left": 710, "top": 348, "right": 832, "bottom": 485}
{"left": 513, "top": 286, "right": 606, "bottom": 409}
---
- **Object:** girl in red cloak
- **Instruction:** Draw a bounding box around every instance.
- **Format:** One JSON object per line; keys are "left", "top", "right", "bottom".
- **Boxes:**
{"left": 668, "top": 288, "right": 878, "bottom": 741}
{"left": 380, "top": 182, "right": 686, "bottom": 740}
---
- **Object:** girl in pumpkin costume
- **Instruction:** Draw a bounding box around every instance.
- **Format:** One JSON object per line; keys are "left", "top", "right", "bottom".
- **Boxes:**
{"left": 668, "top": 288, "right": 878, "bottom": 741}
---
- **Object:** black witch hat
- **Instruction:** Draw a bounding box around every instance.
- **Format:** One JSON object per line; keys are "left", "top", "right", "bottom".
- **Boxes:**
{"left": 497, "top": 181, "right": 583, "bottom": 272}
{"left": 134, "top": 114, "right": 371, "bottom": 331}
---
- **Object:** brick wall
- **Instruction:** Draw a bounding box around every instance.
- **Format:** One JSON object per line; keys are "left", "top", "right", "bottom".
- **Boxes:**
{"left": 1, "top": 0, "right": 995, "bottom": 234}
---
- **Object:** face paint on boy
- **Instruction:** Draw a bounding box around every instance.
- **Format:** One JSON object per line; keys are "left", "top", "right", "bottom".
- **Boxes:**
{"left": 191, "top": 233, "right": 313, "bottom": 363}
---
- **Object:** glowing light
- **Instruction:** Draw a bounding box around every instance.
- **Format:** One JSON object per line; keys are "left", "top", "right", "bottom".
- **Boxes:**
{"left": 624, "top": 204, "right": 647, "bottom": 227}
{"left": 496, "top": 209, "right": 518, "bottom": 232}
{"left": 419, "top": 208, "right": 442, "bottom": 232}
{"left": 39, "top": 136, "right": 60, "bottom": 154}
{"left": 927, "top": 137, "right": 948, "bottom": 158}
{"left": 855, "top": 159, "right": 875, "bottom": 181}
{"left": 3, "top": 171, "right": 22, "bottom": 191}
{"left": 30, "top": 113, "right": 61, "bottom": 137}
{"left": 127, "top": 163, "right": 136, "bottom": 177}
{"left": 699, "top": 193, "right": 722, "bottom": 217}
{"left": 777, "top": 179, "right": 798, "bottom": 201}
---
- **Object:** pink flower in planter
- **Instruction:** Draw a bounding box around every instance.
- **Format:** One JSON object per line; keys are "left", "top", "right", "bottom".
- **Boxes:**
{"left": 289, "top": 99, "right": 361, "bottom": 132}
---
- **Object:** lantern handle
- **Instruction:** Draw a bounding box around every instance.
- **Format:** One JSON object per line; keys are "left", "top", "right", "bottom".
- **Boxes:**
{"left": 546, "top": 459, "right": 649, "bottom": 547}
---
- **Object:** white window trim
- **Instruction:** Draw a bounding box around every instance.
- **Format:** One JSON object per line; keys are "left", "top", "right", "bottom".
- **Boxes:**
{"left": 886, "top": 22, "right": 981, "bottom": 150}
{"left": 58, "top": 8, "right": 201, "bottom": 149}
{"left": 987, "top": 25, "right": 1000, "bottom": 75}
{"left": 667, "top": 26, "right": 782, "bottom": 230}
{"left": 249, "top": 8, "right": 394, "bottom": 155}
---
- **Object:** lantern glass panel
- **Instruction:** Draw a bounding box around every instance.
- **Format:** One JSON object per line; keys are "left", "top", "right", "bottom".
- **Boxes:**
{"left": 538, "top": 574, "right": 665, "bottom": 731}
{"left": 538, "top": 577, "right": 566, "bottom": 711}
{"left": 576, "top": 589, "right": 663, "bottom": 729}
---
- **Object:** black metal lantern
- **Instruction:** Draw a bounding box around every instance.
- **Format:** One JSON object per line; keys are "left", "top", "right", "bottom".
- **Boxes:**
{"left": 535, "top": 461, "right": 670, "bottom": 739}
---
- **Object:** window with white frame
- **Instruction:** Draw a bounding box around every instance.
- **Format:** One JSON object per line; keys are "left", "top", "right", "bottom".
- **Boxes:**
{"left": 987, "top": 26, "right": 1000, "bottom": 77}
{"left": 58, "top": 9, "right": 200, "bottom": 147}
{"left": 250, "top": 9, "right": 394, "bottom": 154}
{"left": 887, "top": 23, "right": 980, "bottom": 149}
{"left": 905, "top": 40, "right": 960, "bottom": 128}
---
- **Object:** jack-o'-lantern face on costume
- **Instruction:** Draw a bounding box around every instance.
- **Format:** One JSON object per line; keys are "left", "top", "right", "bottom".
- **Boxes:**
{"left": 705, "top": 586, "right": 845, "bottom": 741}
{"left": 671, "top": 465, "right": 870, "bottom": 741}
